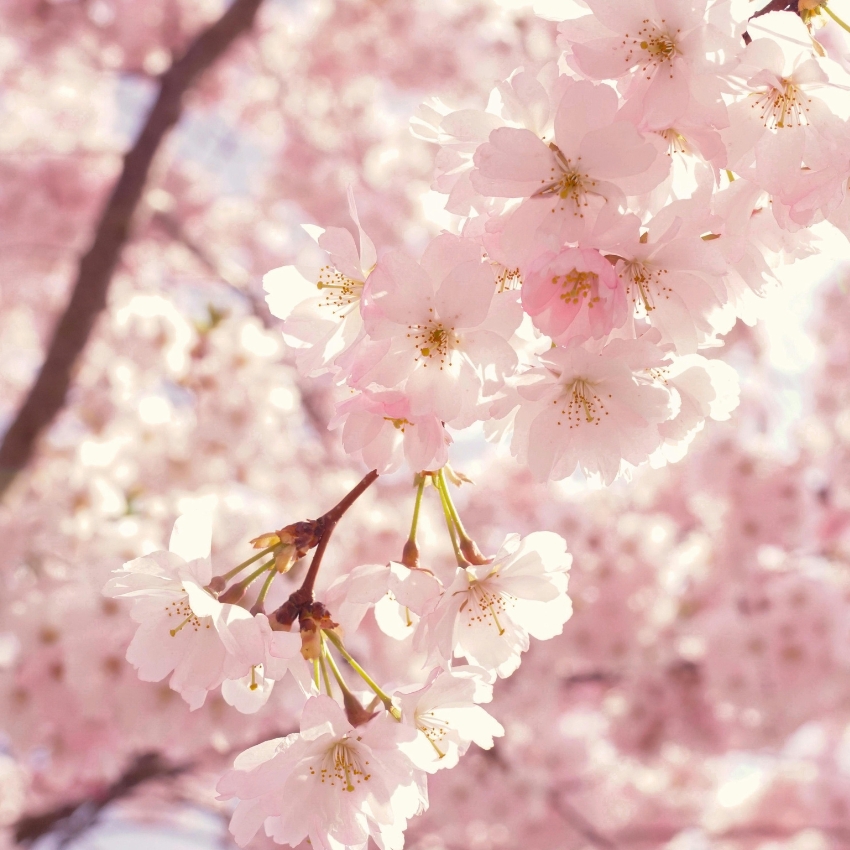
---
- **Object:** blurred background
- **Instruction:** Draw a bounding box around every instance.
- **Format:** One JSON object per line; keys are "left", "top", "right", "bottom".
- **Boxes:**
{"left": 4, "top": 0, "right": 850, "bottom": 848}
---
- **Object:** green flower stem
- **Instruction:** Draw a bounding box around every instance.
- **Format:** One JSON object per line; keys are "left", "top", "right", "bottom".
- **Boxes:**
{"left": 254, "top": 565, "right": 277, "bottom": 608}
{"left": 824, "top": 3, "right": 850, "bottom": 33}
{"left": 435, "top": 473, "right": 465, "bottom": 566}
{"left": 319, "top": 650, "right": 335, "bottom": 696}
{"left": 323, "top": 630, "right": 397, "bottom": 715}
{"left": 436, "top": 468, "right": 471, "bottom": 542}
{"left": 322, "top": 643, "right": 349, "bottom": 694}
{"left": 313, "top": 658, "right": 321, "bottom": 691}
{"left": 220, "top": 545, "right": 275, "bottom": 581}
{"left": 238, "top": 558, "right": 275, "bottom": 588}
{"left": 408, "top": 474, "right": 427, "bottom": 546}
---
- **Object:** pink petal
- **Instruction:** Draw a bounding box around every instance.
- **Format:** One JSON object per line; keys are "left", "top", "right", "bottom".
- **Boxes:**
{"left": 317, "top": 226, "right": 362, "bottom": 280}
{"left": 435, "top": 260, "right": 494, "bottom": 328}
{"left": 472, "top": 128, "right": 558, "bottom": 198}
{"left": 554, "top": 80, "right": 620, "bottom": 161}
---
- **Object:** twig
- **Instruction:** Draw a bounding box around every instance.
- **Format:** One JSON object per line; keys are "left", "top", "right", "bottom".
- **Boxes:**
{"left": 0, "top": 0, "right": 266, "bottom": 499}
{"left": 298, "top": 469, "right": 379, "bottom": 598}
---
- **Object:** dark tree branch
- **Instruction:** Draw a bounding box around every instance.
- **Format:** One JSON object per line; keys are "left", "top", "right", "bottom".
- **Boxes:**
{"left": 744, "top": 0, "right": 801, "bottom": 42}
{"left": 0, "top": 0, "right": 266, "bottom": 498}
{"left": 550, "top": 791, "right": 619, "bottom": 850}
{"left": 13, "top": 752, "right": 190, "bottom": 846}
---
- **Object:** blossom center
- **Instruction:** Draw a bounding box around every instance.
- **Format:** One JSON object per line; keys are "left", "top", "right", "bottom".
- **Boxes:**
{"left": 659, "top": 128, "right": 689, "bottom": 155}
{"left": 620, "top": 260, "right": 670, "bottom": 314}
{"left": 751, "top": 80, "right": 812, "bottom": 129}
{"left": 553, "top": 269, "right": 600, "bottom": 307}
{"left": 623, "top": 20, "right": 680, "bottom": 71}
{"left": 494, "top": 264, "right": 522, "bottom": 292}
{"left": 459, "top": 578, "right": 514, "bottom": 635}
{"left": 551, "top": 378, "right": 612, "bottom": 428}
{"left": 417, "top": 710, "right": 451, "bottom": 758}
{"left": 312, "top": 740, "right": 371, "bottom": 792}
{"left": 164, "top": 597, "right": 208, "bottom": 636}
{"left": 316, "top": 266, "right": 364, "bottom": 316}
{"left": 384, "top": 416, "right": 413, "bottom": 432}
{"left": 535, "top": 147, "right": 597, "bottom": 216}
{"left": 407, "top": 321, "right": 457, "bottom": 365}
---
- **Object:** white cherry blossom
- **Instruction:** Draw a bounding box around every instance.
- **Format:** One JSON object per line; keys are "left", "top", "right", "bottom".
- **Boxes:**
{"left": 217, "top": 611, "right": 308, "bottom": 714}
{"left": 396, "top": 667, "right": 504, "bottom": 772}
{"left": 415, "top": 532, "right": 572, "bottom": 678}
{"left": 102, "top": 507, "right": 228, "bottom": 710}
{"left": 217, "top": 695, "right": 427, "bottom": 850}
{"left": 265, "top": 190, "right": 376, "bottom": 378}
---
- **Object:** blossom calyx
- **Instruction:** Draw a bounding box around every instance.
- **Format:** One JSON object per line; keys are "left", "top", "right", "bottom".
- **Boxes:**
{"left": 298, "top": 602, "right": 338, "bottom": 660}
{"left": 459, "top": 537, "right": 492, "bottom": 566}
{"left": 342, "top": 690, "right": 380, "bottom": 727}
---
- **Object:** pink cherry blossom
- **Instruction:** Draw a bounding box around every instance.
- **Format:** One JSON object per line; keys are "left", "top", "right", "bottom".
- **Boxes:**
{"left": 497, "top": 335, "right": 677, "bottom": 484}
{"left": 558, "top": 0, "right": 735, "bottom": 127}
{"left": 522, "top": 246, "right": 628, "bottom": 344}
{"left": 352, "top": 233, "right": 522, "bottom": 428}
{"left": 471, "top": 78, "right": 669, "bottom": 250}
{"left": 652, "top": 353, "right": 740, "bottom": 465}
{"left": 331, "top": 389, "right": 452, "bottom": 475}
{"left": 412, "top": 64, "right": 567, "bottom": 216}
{"left": 605, "top": 203, "right": 733, "bottom": 353}
{"left": 724, "top": 12, "right": 850, "bottom": 189}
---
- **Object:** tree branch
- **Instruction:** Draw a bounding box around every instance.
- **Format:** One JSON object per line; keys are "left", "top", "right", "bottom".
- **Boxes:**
{"left": 13, "top": 752, "right": 190, "bottom": 846}
{"left": 0, "top": 0, "right": 266, "bottom": 498}
{"left": 550, "top": 791, "right": 619, "bottom": 850}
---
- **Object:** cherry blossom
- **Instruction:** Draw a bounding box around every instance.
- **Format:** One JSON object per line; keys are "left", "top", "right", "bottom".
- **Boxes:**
{"left": 217, "top": 611, "right": 308, "bottom": 714}
{"left": 396, "top": 667, "right": 503, "bottom": 772}
{"left": 330, "top": 390, "right": 452, "bottom": 475}
{"left": 102, "top": 507, "right": 229, "bottom": 710}
{"left": 11, "top": 0, "right": 850, "bottom": 848}
{"left": 724, "top": 12, "right": 850, "bottom": 188}
{"left": 351, "top": 233, "right": 522, "bottom": 428}
{"left": 605, "top": 202, "right": 734, "bottom": 353}
{"left": 522, "top": 246, "right": 628, "bottom": 344}
{"left": 264, "top": 191, "right": 376, "bottom": 378}
{"left": 217, "top": 695, "right": 427, "bottom": 850}
{"left": 558, "top": 0, "right": 735, "bottom": 127}
{"left": 415, "top": 531, "right": 572, "bottom": 677}
{"left": 496, "top": 336, "right": 677, "bottom": 484}
{"left": 471, "top": 78, "right": 668, "bottom": 251}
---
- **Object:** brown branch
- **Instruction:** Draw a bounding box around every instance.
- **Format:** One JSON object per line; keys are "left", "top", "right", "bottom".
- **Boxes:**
{"left": 550, "top": 791, "right": 618, "bottom": 850}
{"left": 614, "top": 822, "right": 850, "bottom": 845}
{"left": 13, "top": 752, "right": 190, "bottom": 846}
{"left": 744, "top": 0, "right": 801, "bottom": 42}
{"left": 0, "top": 0, "right": 266, "bottom": 498}
{"left": 272, "top": 469, "right": 380, "bottom": 628}
{"left": 299, "top": 469, "right": 380, "bottom": 598}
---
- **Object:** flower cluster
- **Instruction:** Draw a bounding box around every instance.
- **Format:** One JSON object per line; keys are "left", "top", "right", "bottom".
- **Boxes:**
{"left": 105, "top": 470, "right": 572, "bottom": 849}
{"left": 98, "top": 1, "right": 850, "bottom": 848}
{"left": 268, "top": 4, "right": 850, "bottom": 486}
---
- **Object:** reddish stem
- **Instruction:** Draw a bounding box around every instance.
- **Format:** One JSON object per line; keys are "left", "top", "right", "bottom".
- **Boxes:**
{"left": 298, "top": 469, "right": 379, "bottom": 599}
